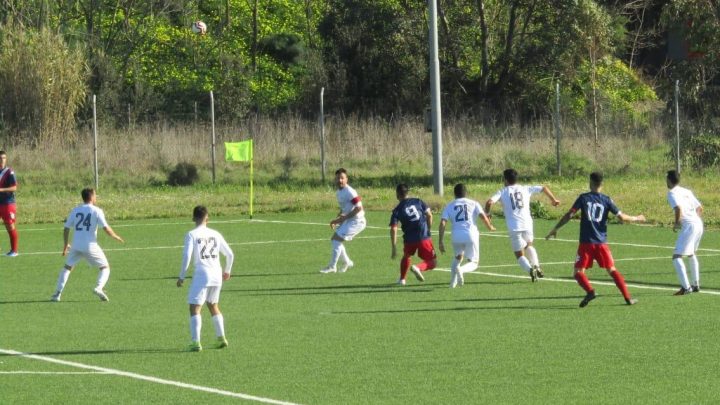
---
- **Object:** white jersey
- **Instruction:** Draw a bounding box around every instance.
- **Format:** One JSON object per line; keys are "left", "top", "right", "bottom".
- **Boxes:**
{"left": 179, "top": 225, "right": 234, "bottom": 288}
{"left": 490, "top": 185, "right": 542, "bottom": 232}
{"left": 668, "top": 186, "right": 702, "bottom": 225}
{"left": 441, "top": 198, "right": 485, "bottom": 241}
{"left": 64, "top": 204, "right": 109, "bottom": 252}
{"left": 337, "top": 185, "right": 365, "bottom": 220}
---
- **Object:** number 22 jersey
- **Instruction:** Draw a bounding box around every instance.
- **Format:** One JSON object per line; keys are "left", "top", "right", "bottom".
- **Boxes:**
{"left": 180, "top": 225, "right": 234, "bottom": 287}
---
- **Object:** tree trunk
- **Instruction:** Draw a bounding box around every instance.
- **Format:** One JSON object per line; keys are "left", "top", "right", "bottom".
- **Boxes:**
{"left": 476, "top": 0, "right": 489, "bottom": 91}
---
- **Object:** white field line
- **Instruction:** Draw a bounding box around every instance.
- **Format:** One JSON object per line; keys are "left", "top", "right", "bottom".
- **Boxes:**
{"left": 0, "top": 370, "right": 110, "bottom": 375}
{"left": 0, "top": 349, "right": 301, "bottom": 405}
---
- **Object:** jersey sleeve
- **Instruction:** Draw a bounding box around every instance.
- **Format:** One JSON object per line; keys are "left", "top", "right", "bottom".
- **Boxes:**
{"left": 607, "top": 198, "right": 620, "bottom": 216}
{"left": 6, "top": 171, "right": 17, "bottom": 187}
{"left": 570, "top": 196, "right": 583, "bottom": 214}
{"left": 528, "top": 185, "right": 543, "bottom": 194}
{"left": 96, "top": 208, "right": 109, "bottom": 228}
{"left": 64, "top": 209, "right": 74, "bottom": 229}
{"left": 218, "top": 234, "right": 234, "bottom": 274}
{"left": 474, "top": 201, "right": 485, "bottom": 217}
{"left": 667, "top": 192, "right": 678, "bottom": 209}
{"left": 389, "top": 207, "right": 400, "bottom": 227}
{"left": 441, "top": 204, "right": 452, "bottom": 221}
{"left": 349, "top": 188, "right": 362, "bottom": 207}
{"left": 489, "top": 190, "right": 502, "bottom": 203}
{"left": 178, "top": 233, "right": 194, "bottom": 280}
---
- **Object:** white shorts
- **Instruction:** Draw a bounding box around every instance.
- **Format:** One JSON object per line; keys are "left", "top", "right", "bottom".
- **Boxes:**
{"left": 452, "top": 234, "right": 480, "bottom": 262}
{"left": 508, "top": 230, "right": 533, "bottom": 252}
{"left": 188, "top": 284, "right": 222, "bottom": 305}
{"left": 65, "top": 245, "right": 109, "bottom": 268}
{"left": 335, "top": 217, "right": 367, "bottom": 241}
{"left": 674, "top": 221, "right": 703, "bottom": 256}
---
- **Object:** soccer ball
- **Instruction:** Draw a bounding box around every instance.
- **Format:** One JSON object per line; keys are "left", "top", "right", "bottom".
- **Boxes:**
{"left": 191, "top": 21, "right": 207, "bottom": 35}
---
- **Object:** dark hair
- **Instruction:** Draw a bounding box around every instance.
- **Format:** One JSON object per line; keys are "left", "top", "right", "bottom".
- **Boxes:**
{"left": 589, "top": 172, "right": 603, "bottom": 186}
{"left": 81, "top": 188, "right": 95, "bottom": 203}
{"left": 335, "top": 168, "right": 347, "bottom": 176}
{"left": 193, "top": 205, "right": 208, "bottom": 221}
{"left": 503, "top": 168, "right": 518, "bottom": 185}
{"left": 0, "top": 151, "right": 6, "bottom": 156}
{"left": 396, "top": 183, "right": 409, "bottom": 198}
{"left": 453, "top": 183, "right": 467, "bottom": 198}
{"left": 667, "top": 170, "right": 680, "bottom": 186}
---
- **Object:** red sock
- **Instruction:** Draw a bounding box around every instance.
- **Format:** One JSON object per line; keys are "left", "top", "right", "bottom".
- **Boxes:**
{"left": 415, "top": 259, "right": 437, "bottom": 272}
{"left": 400, "top": 257, "right": 411, "bottom": 280}
{"left": 9, "top": 228, "right": 17, "bottom": 253}
{"left": 610, "top": 270, "right": 631, "bottom": 300}
{"left": 574, "top": 272, "right": 594, "bottom": 294}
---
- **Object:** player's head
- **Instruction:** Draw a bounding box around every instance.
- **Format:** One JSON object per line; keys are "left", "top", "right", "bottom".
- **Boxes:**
{"left": 589, "top": 172, "right": 603, "bottom": 191}
{"left": 666, "top": 170, "right": 680, "bottom": 188}
{"left": 453, "top": 183, "right": 467, "bottom": 198}
{"left": 503, "top": 169, "right": 518, "bottom": 185}
{"left": 0, "top": 150, "right": 7, "bottom": 168}
{"left": 193, "top": 205, "right": 209, "bottom": 224}
{"left": 334, "top": 168, "right": 348, "bottom": 188}
{"left": 396, "top": 183, "right": 409, "bottom": 200}
{"left": 81, "top": 188, "right": 95, "bottom": 204}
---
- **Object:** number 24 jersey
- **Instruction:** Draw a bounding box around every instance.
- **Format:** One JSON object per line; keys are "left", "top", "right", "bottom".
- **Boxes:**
{"left": 64, "top": 204, "right": 109, "bottom": 251}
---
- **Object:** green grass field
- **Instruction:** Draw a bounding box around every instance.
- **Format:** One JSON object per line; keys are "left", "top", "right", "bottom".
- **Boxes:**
{"left": 2, "top": 210, "right": 719, "bottom": 404}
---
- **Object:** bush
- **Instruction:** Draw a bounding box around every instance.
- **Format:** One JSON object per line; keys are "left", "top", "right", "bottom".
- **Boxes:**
{"left": 167, "top": 162, "right": 199, "bottom": 186}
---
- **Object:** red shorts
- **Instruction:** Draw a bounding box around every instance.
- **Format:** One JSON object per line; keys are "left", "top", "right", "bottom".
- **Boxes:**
{"left": 0, "top": 204, "right": 16, "bottom": 225}
{"left": 404, "top": 239, "right": 436, "bottom": 262}
{"left": 575, "top": 243, "right": 614, "bottom": 269}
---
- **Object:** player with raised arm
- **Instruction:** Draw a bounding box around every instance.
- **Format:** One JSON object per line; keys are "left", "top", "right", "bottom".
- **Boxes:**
{"left": 320, "top": 168, "right": 367, "bottom": 273}
{"left": 439, "top": 183, "right": 495, "bottom": 288}
{"left": 485, "top": 169, "right": 560, "bottom": 282}
{"left": 0, "top": 151, "right": 19, "bottom": 256}
{"left": 666, "top": 170, "right": 704, "bottom": 295}
{"left": 177, "top": 206, "right": 234, "bottom": 352}
{"left": 390, "top": 183, "right": 437, "bottom": 285}
{"left": 50, "top": 188, "right": 124, "bottom": 302}
{"left": 546, "top": 172, "right": 644, "bottom": 307}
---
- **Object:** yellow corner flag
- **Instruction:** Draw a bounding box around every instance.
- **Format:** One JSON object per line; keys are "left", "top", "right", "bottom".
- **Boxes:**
{"left": 225, "top": 140, "right": 253, "bottom": 162}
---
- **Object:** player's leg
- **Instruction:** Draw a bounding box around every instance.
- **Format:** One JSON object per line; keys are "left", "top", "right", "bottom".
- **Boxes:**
{"left": 511, "top": 232, "right": 535, "bottom": 281}
{"left": 450, "top": 242, "right": 464, "bottom": 288}
{"left": 51, "top": 263, "right": 74, "bottom": 301}
{"left": 401, "top": 242, "right": 419, "bottom": 282}
{"left": 206, "top": 288, "right": 228, "bottom": 348}
{"left": 672, "top": 225, "right": 695, "bottom": 294}
{"left": 0, "top": 204, "right": 18, "bottom": 255}
{"left": 88, "top": 246, "right": 111, "bottom": 301}
{"left": 187, "top": 286, "right": 207, "bottom": 351}
{"left": 321, "top": 233, "right": 344, "bottom": 273}
{"left": 524, "top": 231, "right": 543, "bottom": 278}
{"left": 457, "top": 238, "right": 479, "bottom": 279}
{"left": 338, "top": 218, "right": 366, "bottom": 272}
{"left": 596, "top": 244, "right": 635, "bottom": 304}
{"left": 688, "top": 223, "right": 703, "bottom": 292}
{"left": 414, "top": 239, "right": 437, "bottom": 273}
{"left": 574, "top": 244, "right": 596, "bottom": 307}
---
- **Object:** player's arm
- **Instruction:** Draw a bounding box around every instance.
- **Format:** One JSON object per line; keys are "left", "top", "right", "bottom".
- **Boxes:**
{"left": 332, "top": 205, "right": 363, "bottom": 226}
{"left": 672, "top": 206, "right": 682, "bottom": 232}
{"left": 177, "top": 234, "right": 193, "bottom": 287}
{"left": 617, "top": 212, "right": 646, "bottom": 224}
{"left": 696, "top": 205, "right": 704, "bottom": 218}
{"left": 541, "top": 186, "right": 561, "bottom": 206}
{"left": 62, "top": 227, "right": 71, "bottom": 256}
{"left": 438, "top": 219, "right": 448, "bottom": 253}
{"left": 0, "top": 184, "right": 17, "bottom": 193}
{"left": 483, "top": 199, "right": 494, "bottom": 217}
{"left": 219, "top": 237, "right": 234, "bottom": 281}
{"left": 103, "top": 226, "right": 124, "bottom": 243}
{"left": 425, "top": 208, "right": 433, "bottom": 230}
{"left": 390, "top": 225, "right": 398, "bottom": 259}
{"left": 480, "top": 212, "right": 495, "bottom": 231}
{"left": 546, "top": 210, "right": 575, "bottom": 239}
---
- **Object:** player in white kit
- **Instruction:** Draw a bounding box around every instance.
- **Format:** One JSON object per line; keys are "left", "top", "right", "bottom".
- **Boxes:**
{"left": 485, "top": 169, "right": 560, "bottom": 281}
{"left": 50, "top": 188, "right": 124, "bottom": 302}
{"left": 320, "top": 168, "right": 367, "bottom": 273}
{"left": 177, "top": 205, "right": 234, "bottom": 351}
{"left": 439, "top": 183, "right": 495, "bottom": 288}
{"left": 666, "top": 170, "right": 704, "bottom": 295}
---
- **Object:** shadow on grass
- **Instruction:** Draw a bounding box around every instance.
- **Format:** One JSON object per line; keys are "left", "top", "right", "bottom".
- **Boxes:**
{"left": 331, "top": 305, "right": 577, "bottom": 314}
{"left": 224, "top": 280, "right": 509, "bottom": 296}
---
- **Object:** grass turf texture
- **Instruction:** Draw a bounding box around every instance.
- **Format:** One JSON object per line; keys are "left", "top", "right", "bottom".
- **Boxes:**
{"left": 1, "top": 210, "right": 719, "bottom": 404}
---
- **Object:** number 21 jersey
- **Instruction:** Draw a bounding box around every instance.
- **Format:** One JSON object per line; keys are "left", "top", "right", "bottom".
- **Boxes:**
{"left": 441, "top": 198, "right": 485, "bottom": 242}
{"left": 571, "top": 192, "right": 621, "bottom": 244}
{"left": 64, "top": 204, "right": 108, "bottom": 251}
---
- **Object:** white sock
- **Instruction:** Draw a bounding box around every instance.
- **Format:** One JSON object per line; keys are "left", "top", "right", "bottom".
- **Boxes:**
{"left": 689, "top": 255, "right": 700, "bottom": 287}
{"left": 525, "top": 246, "right": 539, "bottom": 266}
{"left": 450, "top": 258, "right": 460, "bottom": 286}
{"left": 328, "top": 240, "right": 343, "bottom": 268}
{"left": 190, "top": 315, "right": 202, "bottom": 342}
{"left": 517, "top": 256, "right": 532, "bottom": 273}
{"left": 458, "top": 261, "right": 478, "bottom": 273}
{"left": 212, "top": 314, "right": 225, "bottom": 338}
{"left": 55, "top": 269, "right": 71, "bottom": 293}
{"left": 673, "top": 258, "right": 690, "bottom": 289}
{"left": 339, "top": 243, "right": 351, "bottom": 265}
{"left": 96, "top": 268, "right": 110, "bottom": 290}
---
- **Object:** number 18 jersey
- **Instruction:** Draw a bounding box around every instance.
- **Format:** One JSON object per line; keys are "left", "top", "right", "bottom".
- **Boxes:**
{"left": 180, "top": 225, "right": 234, "bottom": 287}
{"left": 489, "top": 185, "right": 543, "bottom": 231}
{"left": 64, "top": 203, "right": 108, "bottom": 252}
{"left": 571, "top": 192, "right": 621, "bottom": 244}
{"left": 441, "top": 198, "right": 485, "bottom": 242}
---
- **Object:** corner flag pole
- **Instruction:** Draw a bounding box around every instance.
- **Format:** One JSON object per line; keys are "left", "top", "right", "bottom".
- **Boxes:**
{"left": 250, "top": 153, "right": 254, "bottom": 219}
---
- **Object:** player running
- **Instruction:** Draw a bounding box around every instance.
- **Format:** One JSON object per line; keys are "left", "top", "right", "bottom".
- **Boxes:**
{"left": 0, "top": 151, "right": 19, "bottom": 256}
{"left": 439, "top": 184, "right": 495, "bottom": 288}
{"left": 390, "top": 183, "right": 437, "bottom": 285}
{"left": 321, "top": 168, "right": 366, "bottom": 273}
{"left": 485, "top": 168, "right": 560, "bottom": 282}
{"left": 546, "top": 172, "right": 644, "bottom": 307}
{"left": 177, "top": 206, "right": 234, "bottom": 352}
{"left": 50, "top": 188, "right": 124, "bottom": 302}
{"left": 665, "top": 170, "right": 704, "bottom": 295}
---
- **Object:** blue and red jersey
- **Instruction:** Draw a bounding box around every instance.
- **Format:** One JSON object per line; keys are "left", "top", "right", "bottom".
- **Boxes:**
{"left": 0, "top": 167, "right": 17, "bottom": 205}
{"left": 390, "top": 198, "right": 431, "bottom": 244}
{"left": 570, "top": 192, "right": 620, "bottom": 244}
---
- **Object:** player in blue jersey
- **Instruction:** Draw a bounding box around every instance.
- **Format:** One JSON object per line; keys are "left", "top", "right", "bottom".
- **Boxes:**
{"left": 390, "top": 184, "right": 436, "bottom": 285}
{"left": 546, "top": 172, "right": 645, "bottom": 307}
{"left": 0, "top": 151, "right": 19, "bottom": 256}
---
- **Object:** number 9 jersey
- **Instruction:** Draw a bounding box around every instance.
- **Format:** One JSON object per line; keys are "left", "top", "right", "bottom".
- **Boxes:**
{"left": 571, "top": 192, "right": 621, "bottom": 244}
{"left": 180, "top": 225, "right": 234, "bottom": 288}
